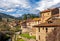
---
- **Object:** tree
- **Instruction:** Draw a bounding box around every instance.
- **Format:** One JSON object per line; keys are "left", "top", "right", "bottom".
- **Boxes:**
{"left": 22, "top": 14, "right": 27, "bottom": 20}
{"left": 22, "top": 14, "right": 39, "bottom": 20}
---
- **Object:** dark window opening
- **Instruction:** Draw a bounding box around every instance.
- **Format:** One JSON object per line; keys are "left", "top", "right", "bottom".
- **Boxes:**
{"left": 48, "top": 21, "right": 53, "bottom": 23}
{"left": 36, "top": 40, "right": 38, "bottom": 41}
{"left": 39, "top": 35, "right": 40, "bottom": 40}
{"left": 54, "top": 28, "right": 56, "bottom": 30}
{"left": 43, "top": 27, "right": 44, "bottom": 30}
{"left": 46, "top": 28, "right": 48, "bottom": 33}
{"left": 38, "top": 28, "right": 40, "bottom": 32}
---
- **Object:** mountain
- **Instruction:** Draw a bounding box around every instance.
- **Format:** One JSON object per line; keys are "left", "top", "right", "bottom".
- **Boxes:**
{"left": 0, "top": 13, "right": 18, "bottom": 21}
{"left": 0, "top": 13, "right": 15, "bottom": 18}
{"left": 17, "top": 13, "right": 40, "bottom": 20}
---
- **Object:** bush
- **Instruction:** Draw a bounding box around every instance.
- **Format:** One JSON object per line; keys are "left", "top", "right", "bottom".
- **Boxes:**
{"left": 17, "top": 38, "right": 24, "bottom": 41}
{"left": 20, "top": 33, "right": 36, "bottom": 39}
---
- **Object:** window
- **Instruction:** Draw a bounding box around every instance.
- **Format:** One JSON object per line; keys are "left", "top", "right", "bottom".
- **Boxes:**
{"left": 48, "top": 21, "right": 52, "bottom": 23}
{"left": 39, "top": 35, "right": 40, "bottom": 40}
{"left": 43, "top": 14, "right": 44, "bottom": 16}
{"left": 54, "top": 28, "right": 56, "bottom": 30}
{"left": 38, "top": 28, "right": 40, "bottom": 32}
{"left": 36, "top": 40, "right": 38, "bottom": 41}
{"left": 48, "top": 13, "right": 49, "bottom": 15}
{"left": 43, "top": 27, "right": 44, "bottom": 30}
{"left": 46, "top": 28, "right": 48, "bottom": 33}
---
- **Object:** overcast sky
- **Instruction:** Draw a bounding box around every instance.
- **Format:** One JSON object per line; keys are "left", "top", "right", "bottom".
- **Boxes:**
{"left": 0, "top": 0, "right": 60, "bottom": 17}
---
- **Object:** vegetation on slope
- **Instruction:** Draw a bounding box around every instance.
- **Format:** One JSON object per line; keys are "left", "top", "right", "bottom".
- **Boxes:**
{"left": 17, "top": 38, "right": 24, "bottom": 41}
{"left": 20, "top": 33, "right": 36, "bottom": 39}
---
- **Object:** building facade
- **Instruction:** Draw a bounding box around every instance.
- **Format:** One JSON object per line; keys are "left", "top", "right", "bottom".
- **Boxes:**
{"left": 33, "top": 8, "right": 60, "bottom": 41}
{"left": 28, "top": 18, "right": 41, "bottom": 36}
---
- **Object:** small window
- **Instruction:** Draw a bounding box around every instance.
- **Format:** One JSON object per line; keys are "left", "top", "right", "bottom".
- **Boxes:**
{"left": 54, "top": 28, "right": 56, "bottom": 30}
{"left": 48, "top": 21, "right": 52, "bottom": 23}
{"left": 36, "top": 40, "right": 38, "bottom": 41}
{"left": 43, "top": 27, "right": 44, "bottom": 30}
{"left": 43, "top": 14, "right": 44, "bottom": 16}
{"left": 48, "top": 13, "right": 49, "bottom": 15}
{"left": 39, "top": 35, "right": 40, "bottom": 40}
{"left": 38, "top": 28, "right": 40, "bottom": 32}
{"left": 46, "top": 28, "right": 48, "bottom": 33}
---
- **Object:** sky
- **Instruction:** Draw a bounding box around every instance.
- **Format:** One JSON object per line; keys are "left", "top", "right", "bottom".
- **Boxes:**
{"left": 0, "top": 0, "right": 60, "bottom": 17}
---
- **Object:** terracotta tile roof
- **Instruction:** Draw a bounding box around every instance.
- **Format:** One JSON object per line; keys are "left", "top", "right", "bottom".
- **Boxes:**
{"left": 26, "top": 19, "right": 33, "bottom": 22}
{"left": 33, "top": 18, "right": 41, "bottom": 21}
{"left": 21, "top": 18, "right": 41, "bottom": 24}
{"left": 20, "top": 20, "right": 26, "bottom": 25}
{"left": 49, "top": 8, "right": 57, "bottom": 10}
{"left": 20, "top": 19, "right": 33, "bottom": 24}
{"left": 41, "top": 8, "right": 59, "bottom": 13}
{"left": 41, "top": 9, "right": 50, "bottom": 13}
{"left": 20, "top": 20, "right": 26, "bottom": 23}
{"left": 33, "top": 19, "right": 60, "bottom": 27}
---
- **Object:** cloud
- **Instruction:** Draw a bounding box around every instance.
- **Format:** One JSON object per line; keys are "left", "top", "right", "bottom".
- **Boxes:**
{"left": 0, "top": 0, "right": 32, "bottom": 16}
{"left": 27, "top": 8, "right": 40, "bottom": 14}
{"left": 0, "top": 0, "right": 30, "bottom": 10}
{"left": 36, "top": 0, "right": 60, "bottom": 11}
{"left": 0, "top": 9, "right": 6, "bottom": 12}
{"left": 0, "top": 0, "right": 60, "bottom": 17}
{"left": 6, "top": 9, "right": 17, "bottom": 12}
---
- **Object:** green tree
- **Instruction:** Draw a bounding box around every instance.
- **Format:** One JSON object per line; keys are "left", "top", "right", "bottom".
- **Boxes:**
{"left": 22, "top": 14, "right": 39, "bottom": 20}
{"left": 22, "top": 14, "right": 27, "bottom": 20}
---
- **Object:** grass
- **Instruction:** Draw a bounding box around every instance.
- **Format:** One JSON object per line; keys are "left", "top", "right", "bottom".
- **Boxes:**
{"left": 17, "top": 38, "right": 24, "bottom": 41}
{"left": 31, "top": 36, "right": 36, "bottom": 39}
{"left": 20, "top": 33, "right": 36, "bottom": 39}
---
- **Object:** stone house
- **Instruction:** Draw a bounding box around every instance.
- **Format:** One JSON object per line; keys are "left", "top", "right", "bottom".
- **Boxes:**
{"left": 40, "top": 8, "right": 59, "bottom": 23}
{"left": 20, "top": 18, "right": 41, "bottom": 36}
{"left": 20, "top": 20, "right": 28, "bottom": 33}
{"left": 27, "top": 18, "right": 41, "bottom": 36}
{"left": 34, "top": 18, "right": 60, "bottom": 41}
{"left": 2, "top": 18, "right": 8, "bottom": 22}
{"left": 9, "top": 21, "right": 17, "bottom": 27}
{"left": 33, "top": 8, "right": 60, "bottom": 41}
